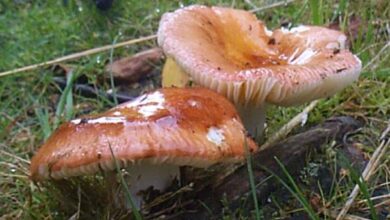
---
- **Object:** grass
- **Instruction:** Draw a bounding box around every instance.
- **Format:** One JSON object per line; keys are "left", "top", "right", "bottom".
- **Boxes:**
{"left": 108, "top": 143, "right": 142, "bottom": 220}
{"left": 53, "top": 70, "right": 75, "bottom": 130}
{"left": 245, "top": 139, "right": 261, "bottom": 220}
{"left": 338, "top": 153, "right": 378, "bottom": 220}
{"left": 266, "top": 157, "right": 320, "bottom": 220}
{"left": 309, "top": 0, "right": 323, "bottom": 25}
{"left": 0, "top": 0, "right": 389, "bottom": 219}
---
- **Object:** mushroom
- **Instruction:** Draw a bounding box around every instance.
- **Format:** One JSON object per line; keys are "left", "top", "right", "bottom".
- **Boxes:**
{"left": 157, "top": 5, "right": 362, "bottom": 139}
{"left": 30, "top": 87, "right": 257, "bottom": 208}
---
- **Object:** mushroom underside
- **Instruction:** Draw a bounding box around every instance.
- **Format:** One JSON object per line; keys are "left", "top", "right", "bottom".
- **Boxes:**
{"left": 235, "top": 103, "right": 266, "bottom": 140}
{"left": 118, "top": 162, "right": 180, "bottom": 209}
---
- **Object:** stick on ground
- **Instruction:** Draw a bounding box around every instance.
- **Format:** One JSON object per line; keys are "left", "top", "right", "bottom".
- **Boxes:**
{"left": 261, "top": 100, "right": 319, "bottom": 150}
{"left": 0, "top": 35, "right": 157, "bottom": 78}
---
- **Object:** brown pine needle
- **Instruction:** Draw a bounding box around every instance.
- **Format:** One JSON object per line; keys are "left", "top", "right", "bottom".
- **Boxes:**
{"left": 0, "top": 34, "right": 157, "bottom": 78}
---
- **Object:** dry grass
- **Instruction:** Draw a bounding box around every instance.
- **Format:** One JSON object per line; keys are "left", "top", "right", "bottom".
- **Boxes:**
{"left": 0, "top": 0, "right": 389, "bottom": 219}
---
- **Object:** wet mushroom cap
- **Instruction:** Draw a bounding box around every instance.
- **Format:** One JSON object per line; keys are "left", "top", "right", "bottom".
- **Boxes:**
{"left": 30, "top": 88, "right": 257, "bottom": 181}
{"left": 158, "top": 5, "right": 362, "bottom": 106}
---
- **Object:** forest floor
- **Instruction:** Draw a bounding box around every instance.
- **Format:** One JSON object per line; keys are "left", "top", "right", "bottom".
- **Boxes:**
{"left": 0, "top": 0, "right": 389, "bottom": 219}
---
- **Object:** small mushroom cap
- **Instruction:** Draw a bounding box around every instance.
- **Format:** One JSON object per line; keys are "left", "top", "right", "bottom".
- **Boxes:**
{"left": 158, "top": 5, "right": 361, "bottom": 106}
{"left": 30, "top": 88, "right": 257, "bottom": 181}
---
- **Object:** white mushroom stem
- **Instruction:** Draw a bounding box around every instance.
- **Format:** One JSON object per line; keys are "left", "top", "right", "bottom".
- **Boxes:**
{"left": 107, "top": 163, "right": 180, "bottom": 209}
{"left": 105, "top": 162, "right": 180, "bottom": 210}
{"left": 235, "top": 104, "right": 267, "bottom": 141}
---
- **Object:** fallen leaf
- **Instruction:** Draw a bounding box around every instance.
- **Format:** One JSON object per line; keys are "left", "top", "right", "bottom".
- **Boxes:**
{"left": 328, "top": 15, "right": 363, "bottom": 48}
{"left": 105, "top": 47, "right": 164, "bottom": 84}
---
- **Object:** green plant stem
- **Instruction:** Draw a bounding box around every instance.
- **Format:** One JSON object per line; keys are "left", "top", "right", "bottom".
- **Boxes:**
{"left": 245, "top": 139, "right": 261, "bottom": 220}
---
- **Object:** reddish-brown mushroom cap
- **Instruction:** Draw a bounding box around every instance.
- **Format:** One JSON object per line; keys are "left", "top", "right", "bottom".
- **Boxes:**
{"left": 158, "top": 5, "right": 362, "bottom": 107}
{"left": 30, "top": 88, "right": 257, "bottom": 181}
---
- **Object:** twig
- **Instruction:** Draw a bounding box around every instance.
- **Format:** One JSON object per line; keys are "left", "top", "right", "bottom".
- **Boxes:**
{"left": 0, "top": 149, "right": 31, "bottom": 164}
{"left": 362, "top": 41, "right": 390, "bottom": 71}
{"left": 0, "top": 1, "right": 296, "bottom": 78}
{"left": 325, "top": 209, "right": 370, "bottom": 220}
{"left": 364, "top": 199, "right": 390, "bottom": 210}
{"left": 261, "top": 100, "right": 319, "bottom": 150}
{"left": 244, "top": 0, "right": 258, "bottom": 10}
{"left": 0, "top": 172, "right": 29, "bottom": 179}
{"left": 53, "top": 77, "right": 134, "bottom": 103}
{"left": 0, "top": 35, "right": 157, "bottom": 78}
{"left": 356, "top": 193, "right": 390, "bottom": 204}
{"left": 249, "top": 0, "right": 295, "bottom": 13}
{"left": 371, "top": 181, "right": 390, "bottom": 189}
{"left": 336, "top": 120, "right": 390, "bottom": 220}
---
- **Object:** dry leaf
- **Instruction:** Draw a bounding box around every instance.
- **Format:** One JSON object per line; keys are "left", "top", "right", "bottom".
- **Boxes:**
{"left": 105, "top": 47, "right": 164, "bottom": 84}
{"left": 328, "top": 15, "right": 363, "bottom": 48}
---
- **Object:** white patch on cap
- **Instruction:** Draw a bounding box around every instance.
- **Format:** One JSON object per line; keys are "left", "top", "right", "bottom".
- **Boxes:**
{"left": 279, "top": 54, "right": 289, "bottom": 60}
{"left": 289, "top": 48, "right": 317, "bottom": 65}
{"left": 123, "top": 91, "right": 165, "bottom": 117}
{"left": 326, "top": 35, "right": 347, "bottom": 50}
{"left": 188, "top": 99, "right": 198, "bottom": 107}
{"left": 71, "top": 116, "right": 126, "bottom": 124}
{"left": 337, "top": 35, "right": 347, "bottom": 49}
{"left": 263, "top": 26, "right": 273, "bottom": 37}
{"left": 206, "top": 127, "right": 225, "bottom": 146}
{"left": 281, "top": 25, "right": 309, "bottom": 34}
{"left": 113, "top": 111, "right": 122, "bottom": 116}
{"left": 71, "top": 119, "right": 82, "bottom": 124}
{"left": 353, "top": 55, "right": 362, "bottom": 65}
{"left": 326, "top": 42, "right": 339, "bottom": 49}
{"left": 288, "top": 48, "right": 300, "bottom": 63}
{"left": 290, "top": 25, "right": 310, "bottom": 33}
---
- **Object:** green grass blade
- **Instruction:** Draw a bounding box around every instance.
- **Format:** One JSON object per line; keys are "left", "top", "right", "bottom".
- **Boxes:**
{"left": 309, "top": 0, "right": 323, "bottom": 25}
{"left": 108, "top": 37, "right": 119, "bottom": 106}
{"left": 262, "top": 157, "right": 320, "bottom": 220}
{"left": 292, "top": 0, "right": 309, "bottom": 26}
{"left": 244, "top": 139, "right": 261, "bottom": 220}
{"left": 198, "top": 200, "right": 213, "bottom": 216}
{"left": 64, "top": 71, "right": 74, "bottom": 121}
{"left": 34, "top": 105, "right": 51, "bottom": 141}
{"left": 108, "top": 143, "right": 143, "bottom": 220}
{"left": 332, "top": 0, "right": 347, "bottom": 22}
{"left": 349, "top": 170, "right": 378, "bottom": 220}
{"left": 337, "top": 153, "right": 378, "bottom": 220}
{"left": 53, "top": 70, "right": 75, "bottom": 129}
